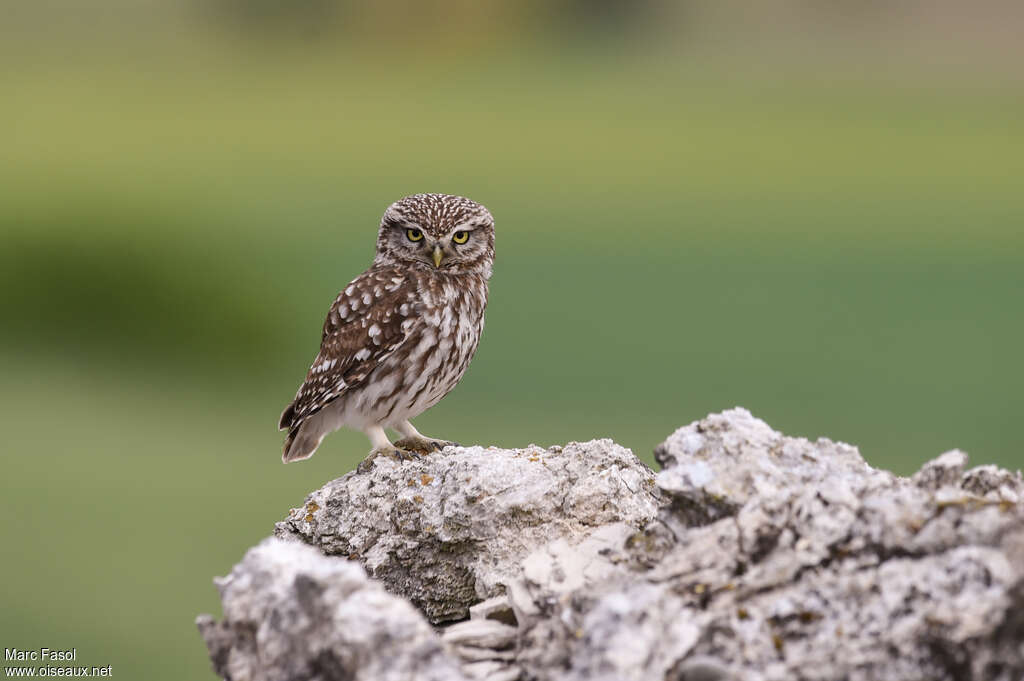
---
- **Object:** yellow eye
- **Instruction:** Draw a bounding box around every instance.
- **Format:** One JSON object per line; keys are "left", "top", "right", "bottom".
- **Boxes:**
{"left": 406, "top": 228, "right": 423, "bottom": 242}
{"left": 452, "top": 231, "right": 469, "bottom": 244}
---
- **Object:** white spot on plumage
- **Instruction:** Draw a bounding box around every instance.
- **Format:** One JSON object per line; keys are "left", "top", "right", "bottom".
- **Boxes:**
{"left": 313, "top": 358, "right": 336, "bottom": 374}
{"left": 369, "top": 324, "right": 382, "bottom": 345}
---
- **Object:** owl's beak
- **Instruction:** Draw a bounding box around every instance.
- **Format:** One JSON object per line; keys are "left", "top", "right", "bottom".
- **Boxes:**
{"left": 432, "top": 245, "right": 444, "bottom": 268}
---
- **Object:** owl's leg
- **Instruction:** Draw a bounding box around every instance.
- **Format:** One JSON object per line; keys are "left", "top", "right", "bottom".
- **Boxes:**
{"left": 357, "top": 424, "right": 421, "bottom": 473}
{"left": 392, "top": 420, "right": 460, "bottom": 455}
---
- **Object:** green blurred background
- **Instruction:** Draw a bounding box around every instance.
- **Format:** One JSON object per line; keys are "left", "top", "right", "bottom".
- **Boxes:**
{"left": 2, "top": 1, "right": 1022, "bottom": 678}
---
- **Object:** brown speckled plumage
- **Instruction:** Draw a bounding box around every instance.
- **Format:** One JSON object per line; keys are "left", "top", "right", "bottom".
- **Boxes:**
{"left": 279, "top": 194, "right": 494, "bottom": 463}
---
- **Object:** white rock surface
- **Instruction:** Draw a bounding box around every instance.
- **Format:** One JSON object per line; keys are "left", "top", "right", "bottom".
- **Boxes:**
{"left": 196, "top": 538, "right": 467, "bottom": 681}
{"left": 273, "top": 439, "right": 660, "bottom": 623}
{"left": 511, "top": 408, "right": 1024, "bottom": 681}
{"left": 200, "top": 409, "right": 1024, "bottom": 681}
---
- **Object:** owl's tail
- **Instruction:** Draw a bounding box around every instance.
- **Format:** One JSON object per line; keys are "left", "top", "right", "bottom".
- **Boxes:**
{"left": 280, "top": 404, "right": 325, "bottom": 463}
{"left": 282, "top": 422, "right": 325, "bottom": 463}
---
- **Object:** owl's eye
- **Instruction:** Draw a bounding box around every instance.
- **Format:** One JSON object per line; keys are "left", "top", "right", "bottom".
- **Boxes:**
{"left": 452, "top": 231, "right": 469, "bottom": 244}
{"left": 406, "top": 228, "right": 424, "bottom": 242}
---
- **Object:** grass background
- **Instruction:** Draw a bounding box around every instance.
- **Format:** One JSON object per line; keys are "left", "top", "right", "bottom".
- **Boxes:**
{"left": 1, "top": 5, "right": 1022, "bottom": 678}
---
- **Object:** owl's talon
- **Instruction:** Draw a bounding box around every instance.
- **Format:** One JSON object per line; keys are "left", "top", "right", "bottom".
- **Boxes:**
{"left": 357, "top": 444, "right": 421, "bottom": 473}
{"left": 393, "top": 448, "right": 421, "bottom": 462}
{"left": 356, "top": 452, "right": 379, "bottom": 474}
{"left": 393, "top": 437, "right": 458, "bottom": 456}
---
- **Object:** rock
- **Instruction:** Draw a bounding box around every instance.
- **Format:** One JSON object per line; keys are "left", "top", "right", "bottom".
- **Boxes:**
{"left": 509, "top": 408, "right": 1024, "bottom": 681}
{"left": 442, "top": 619, "right": 517, "bottom": 649}
{"left": 442, "top": 619, "right": 520, "bottom": 680}
{"left": 469, "top": 595, "right": 517, "bottom": 626}
{"left": 200, "top": 409, "right": 1024, "bottom": 681}
{"left": 274, "top": 439, "right": 660, "bottom": 623}
{"left": 912, "top": 449, "right": 969, "bottom": 490}
{"left": 196, "top": 538, "right": 468, "bottom": 681}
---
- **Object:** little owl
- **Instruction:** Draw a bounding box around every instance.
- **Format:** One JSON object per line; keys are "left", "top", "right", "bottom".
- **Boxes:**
{"left": 279, "top": 193, "right": 494, "bottom": 465}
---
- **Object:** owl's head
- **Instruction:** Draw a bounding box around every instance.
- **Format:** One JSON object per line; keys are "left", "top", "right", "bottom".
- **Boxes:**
{"left": 375, "top": 194, "right": 495, "bottom": 277}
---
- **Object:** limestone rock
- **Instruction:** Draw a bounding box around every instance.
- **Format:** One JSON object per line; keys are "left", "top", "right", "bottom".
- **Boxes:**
{"left": 442, "top": 619, "right": 520, "bottom": 680}
{"left": 200, "top": 409, "right": 1024, "bottom": 681}
{"left": 196, "top": 538, "right": 467, "bottom": 681}
{"left": 509, "top": 408, "right": 1024, "bottom": 681}
{"left": 274, "top": 439, "right": 660, "bottom": 623}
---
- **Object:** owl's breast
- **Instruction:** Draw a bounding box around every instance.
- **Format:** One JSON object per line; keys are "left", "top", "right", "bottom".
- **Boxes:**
{"left": 420, "top": 274, "right": 486, "bottom": 362}
{"left": 416, "top": 273, "right": 488, "bottom": 338}
{"left": 355, "top": 272, "right": 486, "bottom": 423}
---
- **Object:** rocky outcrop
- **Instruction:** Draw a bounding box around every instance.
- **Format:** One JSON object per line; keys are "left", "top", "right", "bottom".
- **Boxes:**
{"left": 198, "top": 408, "right": 1024, "bottom": 681}
{"left": 273, "top": 439, "right": 660, "bottom": 623}
{"left": 511, "top": 409, "right": 1024, "bottom": 681}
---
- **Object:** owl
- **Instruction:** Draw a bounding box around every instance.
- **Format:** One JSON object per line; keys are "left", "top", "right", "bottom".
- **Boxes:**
{"left": 279, "top": 193, "right": 495, "bottom": 466}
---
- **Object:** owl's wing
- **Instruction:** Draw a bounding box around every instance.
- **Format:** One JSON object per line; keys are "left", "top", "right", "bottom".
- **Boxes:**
{"left": 279, "top": 265, "right": 419, "bottom": 432}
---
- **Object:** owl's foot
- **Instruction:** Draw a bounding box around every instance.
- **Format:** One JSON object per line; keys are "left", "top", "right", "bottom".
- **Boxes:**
{"left": 392, "top": 436, "right": 460, "bottom": 456}
{"left": 356, "top": 444, "right": 422, "bottom": 474}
